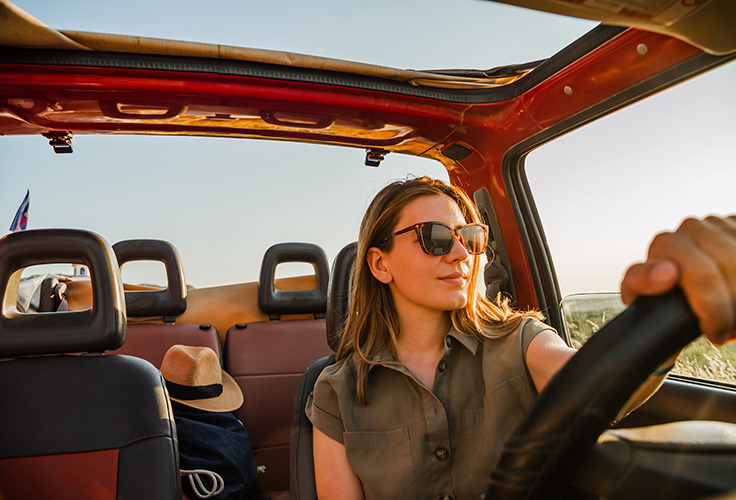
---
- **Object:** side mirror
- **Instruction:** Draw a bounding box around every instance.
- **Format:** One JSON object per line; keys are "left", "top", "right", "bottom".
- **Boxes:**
{"left": 560, "top": 292, "right": 624, "bottom": 348}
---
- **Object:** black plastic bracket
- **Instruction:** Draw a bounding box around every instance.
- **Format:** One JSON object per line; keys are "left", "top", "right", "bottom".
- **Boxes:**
{"left": 42, "top": 132, "right": 74, "bottom": 154}
{"left": 365, "top": 148, "right": 389, "bottom": 167}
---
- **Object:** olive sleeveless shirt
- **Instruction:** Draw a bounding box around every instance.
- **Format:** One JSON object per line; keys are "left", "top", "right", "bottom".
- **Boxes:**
{"left": 305, "top": 318, "right": 552, "bottom": 500}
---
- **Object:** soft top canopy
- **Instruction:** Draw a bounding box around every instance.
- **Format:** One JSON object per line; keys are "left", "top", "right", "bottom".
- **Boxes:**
{"left": 0, "top": 0, "right": 531, "bottom": 90}
{"left": 492, "top": 0, "right": 735, "bottom": 56}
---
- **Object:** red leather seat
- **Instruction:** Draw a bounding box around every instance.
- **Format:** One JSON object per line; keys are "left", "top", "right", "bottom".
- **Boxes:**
{"left": 226, "top": 243, "right": 332, "bottom": 495}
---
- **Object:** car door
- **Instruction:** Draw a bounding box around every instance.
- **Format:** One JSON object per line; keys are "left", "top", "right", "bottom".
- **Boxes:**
{"left": 521, "top": 57, "right": 736, "bottom": 426}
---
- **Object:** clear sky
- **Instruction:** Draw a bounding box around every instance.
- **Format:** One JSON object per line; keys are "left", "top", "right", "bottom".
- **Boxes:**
{"left": 527, "top": 60, "right": 736, "bottom": 296}
{"left": 2, "top": 0, "right": 734, "bottom": 296}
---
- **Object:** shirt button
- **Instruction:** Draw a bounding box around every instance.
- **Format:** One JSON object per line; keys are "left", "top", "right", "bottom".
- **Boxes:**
{"left": 445, "top": 337, "right": 453, "bottom": 348}
{"left": 439, "top": 496, "right": 454, "bottom": 500}
{"left": 434, "top": 447, "right": 450, "bottom": 461}
{"left": 438, "top": 360, "right": 447, "bottom": 372}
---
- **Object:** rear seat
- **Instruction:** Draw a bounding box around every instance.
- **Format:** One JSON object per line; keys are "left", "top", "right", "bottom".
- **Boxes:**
{"left": 108, "top": 239, "right": 222, "bottom": 367}
{"left": 226, "top": 243, "right": 333, "bottom": 497}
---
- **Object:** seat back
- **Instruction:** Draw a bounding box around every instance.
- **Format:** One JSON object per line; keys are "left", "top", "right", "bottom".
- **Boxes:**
{"left": 108, "top": 239, "right": 222, "bottom": 367}
{"left": 289, "top": 242, "right": 356, "bottom": 500}
{"left": 226, "top": 242, "right": 332, "bottom": 494}
{"left": 0, "top": 229, "right": 180, "bottom": 500}
{"left": 38, "top": 274, "right": 69, "bottom": 312}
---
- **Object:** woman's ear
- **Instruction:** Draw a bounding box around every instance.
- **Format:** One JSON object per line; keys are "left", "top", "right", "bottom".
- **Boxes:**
{"left": 366, "top": 247, "right": 392, "bottom": 284}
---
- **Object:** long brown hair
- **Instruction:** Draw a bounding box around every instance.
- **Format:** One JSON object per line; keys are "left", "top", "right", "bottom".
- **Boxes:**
{"left": 336, "top": 176, "right": 543, "bottom": 403}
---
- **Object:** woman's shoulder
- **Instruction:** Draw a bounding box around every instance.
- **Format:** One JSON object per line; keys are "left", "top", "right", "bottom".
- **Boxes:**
{"left": 521, "top": 317, "right": 556, "bottom": 337}
{"left": 474, "top": 316, "right": 559, "bottom": 383}
{"left": 315, "top": 356, "right": 357, "bottom": 390}
{"left": 309, "top": 356, "right": 363, "bottom": 420}
{"left": 479, "top": 316, "right": 556, "bottom": 349}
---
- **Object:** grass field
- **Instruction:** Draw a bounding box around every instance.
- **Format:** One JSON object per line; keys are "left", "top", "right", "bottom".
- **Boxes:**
{"left": 561, "top": 293, "right": 736, "bottom": 386}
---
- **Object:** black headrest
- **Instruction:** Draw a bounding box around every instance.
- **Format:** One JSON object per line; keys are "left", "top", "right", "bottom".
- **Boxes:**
{"left": 112, "top": 239, "right": 187, "bottom": 318}
{"left": 326, "top": 242, "right": 357, "bottom": 352}
{"left": 0, "top": 229, "right": 126, "bottom": 357}
{"left": 258, "top": 243, "right": 329, "bottom": 320}
{"left": 38, "top": 275, "right": 68, "bottom": 312}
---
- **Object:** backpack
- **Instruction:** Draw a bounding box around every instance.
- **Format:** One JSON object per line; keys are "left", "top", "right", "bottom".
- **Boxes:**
{"left": 172, "top": 401, "right": 265, "bottom": 500}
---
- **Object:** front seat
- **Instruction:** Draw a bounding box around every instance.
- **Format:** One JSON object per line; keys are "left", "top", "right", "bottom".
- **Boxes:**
{"left": 289, "top": 242, "right": 356, "bottom": 500}
{"left": 0, "top": 229, "right": 181, "bottom": 500}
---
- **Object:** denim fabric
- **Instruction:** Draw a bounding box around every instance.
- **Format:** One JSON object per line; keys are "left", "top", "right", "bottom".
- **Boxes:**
{"left": 172, "top": 401, "right": 265, "bottom": 500}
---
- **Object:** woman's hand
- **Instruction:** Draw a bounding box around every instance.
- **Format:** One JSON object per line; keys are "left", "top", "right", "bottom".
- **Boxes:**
{"left": 621, "top": 216, "right": 736, "bottom": 346}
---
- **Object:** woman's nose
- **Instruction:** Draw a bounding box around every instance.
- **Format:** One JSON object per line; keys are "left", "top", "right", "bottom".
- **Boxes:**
{"left": 447, "top": 233, "right": 470, "bottom": 260}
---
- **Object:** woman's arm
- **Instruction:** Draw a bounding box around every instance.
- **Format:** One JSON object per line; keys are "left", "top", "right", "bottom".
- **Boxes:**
{"left": 313, "top": 427, "right": 364, "bottom": 500}
{"left": 525, "top": 329, "right": 574, "bottom": 393}
{"left": 525, "top": 327, "right": 679, "bottom": 419}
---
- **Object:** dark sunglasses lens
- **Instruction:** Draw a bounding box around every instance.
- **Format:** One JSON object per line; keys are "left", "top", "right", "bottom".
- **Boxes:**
{"left": 459, "top": 225, "right": 487, "bottom": 254}
{"left": 419, "top": 223, "right": 454, "bottom": 255}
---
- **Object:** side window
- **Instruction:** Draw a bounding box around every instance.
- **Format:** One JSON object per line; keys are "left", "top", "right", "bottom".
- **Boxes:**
{"left": 526, "top": 61, "right": 736, "bottom": 386}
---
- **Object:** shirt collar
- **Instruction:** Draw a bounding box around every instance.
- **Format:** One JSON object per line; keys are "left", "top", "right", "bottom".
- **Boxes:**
{"left": 446, "top": 326, "right": 479, "bottom": 355}
{"left": 369, "top": 325, "right": 479, "bottom": 365}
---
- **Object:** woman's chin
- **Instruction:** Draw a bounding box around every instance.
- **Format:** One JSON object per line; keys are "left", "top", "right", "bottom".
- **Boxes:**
{"left": 441, "top": 293, "right": 468, "bottom": 311}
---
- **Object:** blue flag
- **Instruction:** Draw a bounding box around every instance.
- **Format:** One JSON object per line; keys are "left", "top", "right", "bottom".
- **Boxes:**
{"left": 9, "top": 190, "right": 29, "bottom": 232}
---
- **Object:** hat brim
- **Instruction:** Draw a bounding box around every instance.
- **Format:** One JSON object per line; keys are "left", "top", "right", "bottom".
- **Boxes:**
{"left": 169, "top": 370, "right": 244, "bottom": 412}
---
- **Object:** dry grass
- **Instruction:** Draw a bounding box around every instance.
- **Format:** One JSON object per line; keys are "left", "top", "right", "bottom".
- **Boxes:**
{"left": 562, "top": 294, "right": 736, "bottom": 386}
{"left": 673, "top": 338, "right": 736, "bottom": 384}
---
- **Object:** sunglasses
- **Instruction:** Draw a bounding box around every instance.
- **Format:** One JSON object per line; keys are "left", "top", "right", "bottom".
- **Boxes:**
{"left": 380, "top": 221, "right": 488, "bottom": 256}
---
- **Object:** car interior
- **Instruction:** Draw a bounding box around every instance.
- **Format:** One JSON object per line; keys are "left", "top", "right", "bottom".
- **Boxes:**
{"left": 1, "top": 0, "right": 736, "bottom": 499}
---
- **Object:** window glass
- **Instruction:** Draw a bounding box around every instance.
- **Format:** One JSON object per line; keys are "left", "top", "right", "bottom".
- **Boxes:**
{"left": 526, "top": 61, "right": 736, "bottom": 385}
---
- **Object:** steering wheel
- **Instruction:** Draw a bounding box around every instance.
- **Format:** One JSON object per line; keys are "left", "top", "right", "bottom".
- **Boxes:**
{"left": 485, "top": 288, "right": 700, "bottom": 500}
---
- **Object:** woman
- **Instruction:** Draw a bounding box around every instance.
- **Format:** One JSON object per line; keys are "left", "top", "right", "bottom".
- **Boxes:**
{"left": 306, "top": 176, "right": 736, "bottom": 500}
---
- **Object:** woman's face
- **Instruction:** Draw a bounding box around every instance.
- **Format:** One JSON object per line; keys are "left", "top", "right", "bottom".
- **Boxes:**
{"left": 368, "top": 194, "right": 474, "bottom": 320}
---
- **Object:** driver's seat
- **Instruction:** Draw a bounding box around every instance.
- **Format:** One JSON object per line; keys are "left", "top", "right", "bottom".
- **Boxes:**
{"left": 289, "top": 242, "right": 356, "bottom": 500}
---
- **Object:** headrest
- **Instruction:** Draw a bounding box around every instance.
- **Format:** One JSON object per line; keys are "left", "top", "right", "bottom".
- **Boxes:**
{"left": 0, "top": 229, "right": 126, "bottom": 357}
{"left": 326, "top": 242, "right": 357, "bottom": 352}
{"left": 38, "top": 275, "right": 68, "bottom": 312}
{"left": 112, "top": 239, "right": 187, "bottom": 319}
{"left": 258, "top": 242, "right": 329, "bottom": 320}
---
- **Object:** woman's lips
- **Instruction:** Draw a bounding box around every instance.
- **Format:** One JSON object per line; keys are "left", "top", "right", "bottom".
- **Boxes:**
{"left": 439, "top": 272, "right": 466, "bottom": 285}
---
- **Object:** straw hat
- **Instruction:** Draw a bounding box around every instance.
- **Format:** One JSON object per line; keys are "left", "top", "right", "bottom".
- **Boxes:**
{"left": 160, "top": 345, "right": 243, "bottom": 412}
